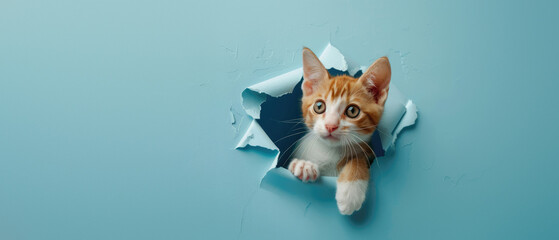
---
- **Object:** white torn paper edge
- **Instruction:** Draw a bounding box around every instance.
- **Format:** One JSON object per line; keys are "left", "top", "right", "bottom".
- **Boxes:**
{"left": 241, "top": 68, "right": 303, "bottom": 119}
{"left": 235, "top": 120, "right": 277, "bottom": 152}
{"left": 236, "top": 43, "right": 418, "bottom": 175}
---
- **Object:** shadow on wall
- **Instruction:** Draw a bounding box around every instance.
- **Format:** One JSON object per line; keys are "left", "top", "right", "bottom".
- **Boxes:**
{"left": 257, "top": 68, "right": 385, "bottom": 169}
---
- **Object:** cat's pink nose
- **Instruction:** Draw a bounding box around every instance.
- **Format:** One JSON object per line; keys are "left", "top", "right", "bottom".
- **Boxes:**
{"left": 325, "top": 124, "right": 338, "bottom": 133}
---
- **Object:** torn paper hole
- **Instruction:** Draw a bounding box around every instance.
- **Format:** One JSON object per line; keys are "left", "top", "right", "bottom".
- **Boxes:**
{"left": 235, "top": 43, "right": 418, "bottom": 188}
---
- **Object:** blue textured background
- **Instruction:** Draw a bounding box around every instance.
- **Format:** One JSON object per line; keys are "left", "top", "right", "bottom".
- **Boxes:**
{"left": 1, "top": 0, "right": 558, "bottom": 239}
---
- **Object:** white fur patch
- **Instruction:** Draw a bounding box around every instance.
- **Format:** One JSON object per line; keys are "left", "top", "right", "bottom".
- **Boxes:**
{"left": 288, "top": 158, "right": 320, "bottom": 182}
{"left": 336, "top": 180, "right": 368, "bottom": 215}
{"left": 293, "top": 133, "right": 343, "bottom": 176}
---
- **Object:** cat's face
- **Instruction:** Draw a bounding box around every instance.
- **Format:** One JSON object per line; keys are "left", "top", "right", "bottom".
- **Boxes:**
{"left": 301, "top": 47, "right": 391, "bottom": 147}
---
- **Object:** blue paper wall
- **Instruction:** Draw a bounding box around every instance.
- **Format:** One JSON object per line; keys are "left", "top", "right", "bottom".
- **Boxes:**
{"left": 1, "top": 0, "right": 558, "bottom": 239}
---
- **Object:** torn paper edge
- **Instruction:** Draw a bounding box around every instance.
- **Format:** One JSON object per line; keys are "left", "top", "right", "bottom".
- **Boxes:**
{"left": 235, "top": 43, "right": 418, "bottom": 179}
{"left": 392, "top": 100, "right": 418, "bottom": 144}
{"left": 241, "top": 68, "right": 303, "bottom": 119}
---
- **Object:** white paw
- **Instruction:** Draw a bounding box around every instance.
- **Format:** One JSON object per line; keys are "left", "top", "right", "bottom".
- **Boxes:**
{"left": 288, "top": 158, "right": 320, "bottom": 182}
{"left": 336, "top": 180, "right": 367, "bottom": 215}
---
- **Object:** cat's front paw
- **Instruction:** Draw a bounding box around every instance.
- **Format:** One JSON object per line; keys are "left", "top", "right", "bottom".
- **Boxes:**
{"left": 288, "top": 158, "right": 319, "bottom": 182}
{"left": 336, "top": 180, "right": 367, "bottom": 215}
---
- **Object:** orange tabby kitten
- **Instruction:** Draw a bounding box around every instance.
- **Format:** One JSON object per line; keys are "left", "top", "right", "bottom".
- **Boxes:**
{"left": 288, "top": 47, "right": 391, "bottom": 215}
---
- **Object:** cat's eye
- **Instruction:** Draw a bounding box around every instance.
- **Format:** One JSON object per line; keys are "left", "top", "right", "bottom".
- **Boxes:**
{"left": 313, "top": 100, "right": 326, "bottom": 114}
{"left": 345, "top": 105, "right": 360, "bottom": 118}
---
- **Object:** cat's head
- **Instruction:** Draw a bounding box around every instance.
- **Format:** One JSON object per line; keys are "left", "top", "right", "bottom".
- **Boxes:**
{"left": 301, "top": 47, "right": 391, "bottom": 147}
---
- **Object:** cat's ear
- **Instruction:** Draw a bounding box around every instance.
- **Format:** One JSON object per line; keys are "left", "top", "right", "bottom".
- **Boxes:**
{"left": 302, "top": 47, "right": 329, "bottom": 96}
{"left": 358, "top": 56, "right": 391, "bottom": 105}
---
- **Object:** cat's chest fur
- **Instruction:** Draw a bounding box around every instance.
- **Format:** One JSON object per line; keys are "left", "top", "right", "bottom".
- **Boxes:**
{"left": 293, "top": 133, "right": 343, "bottom": 176}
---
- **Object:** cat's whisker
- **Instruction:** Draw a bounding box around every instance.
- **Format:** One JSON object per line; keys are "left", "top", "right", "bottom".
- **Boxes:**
{"left": 351, "top": 133, "right": 378, "bottom": 161}
{"left": 347, "top": 134, "right": 372, "bottom": 168}
{"left": 345, "top": 138, "right": 353, "bottom": 164}
{"left": 345, "top": 133, "right": 381, "bottom": 169}
{"left": 355, "top": 137, "right": 377, "bottom": 168}
{"left": 286, "top": 121, "right": 308, "bottom": 132}
{"left": 273, "top": 130, "right": 308, "bottom": 144}
{"left": 349, "top": 138, "right": 360, "bottom": 176}
{"left": 288, "top": 126, "right": 309, "bottom": 132}
{"left": 347, "top": 133, "right": 375, "bottom": 154}
{"left": 301, "top": 134, "right": 318, "bottom": 164}
{"left": 281, "top": 133, "right": 318, "bottom": 167}
{"left": 341, "top": 137, "right": 350, "bottom": 173}
{"left": 348, "top": 133, "right": 377, "bottom": 167}
{"left": 352, "top": 125, "right": 380, "bottom": 130}
{"left": 347, "top": 137, "right": 357, "bottom": 161}
{"left": 280, "top": 133, "right": 313, "bottom": 167}
{"left": 349, "top": 125, "right": 392, "bottom": 136}
{"left": 340, "top": 125, "right": 392, "bottom": 139}
{"left": 288, "top": 133, "right": 318, "bottom": 169}
{"left": 275, "top": 118, "right": 306, "bottom": 123}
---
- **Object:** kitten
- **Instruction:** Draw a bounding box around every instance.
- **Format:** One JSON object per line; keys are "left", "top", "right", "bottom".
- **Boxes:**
{"left": 288, "top": 47, "right": 391, "bottom": 215}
